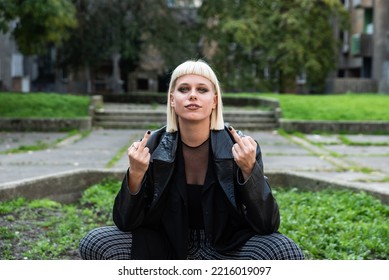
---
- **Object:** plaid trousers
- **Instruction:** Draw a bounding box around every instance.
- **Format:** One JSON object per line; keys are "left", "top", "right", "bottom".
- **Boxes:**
{"left": 79, "top": 226, "right": 304, "bottom": 260}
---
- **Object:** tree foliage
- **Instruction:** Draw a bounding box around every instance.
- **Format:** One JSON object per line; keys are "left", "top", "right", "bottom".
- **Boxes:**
{"left": 57, "top": 0, "right": 197, "bottom": 92}
{"left": 0, "top": 0, "right": 77, "bottom": 55}
{"left": 199, "top": 0, "right": 349, "bottom": 92}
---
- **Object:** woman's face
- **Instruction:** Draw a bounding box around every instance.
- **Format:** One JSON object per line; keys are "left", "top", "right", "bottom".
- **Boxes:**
{"left": 170, "top": 74, "right": 217, "bottom": 126}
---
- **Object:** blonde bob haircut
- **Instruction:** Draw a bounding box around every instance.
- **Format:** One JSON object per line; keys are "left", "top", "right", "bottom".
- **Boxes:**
{"left": 166, "top": 59, "right": 224, "bottom": 132}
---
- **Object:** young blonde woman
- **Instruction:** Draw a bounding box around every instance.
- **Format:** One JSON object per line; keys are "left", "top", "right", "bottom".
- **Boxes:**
{"left": 79, "top": 60, "right": 304, "bottom": 260}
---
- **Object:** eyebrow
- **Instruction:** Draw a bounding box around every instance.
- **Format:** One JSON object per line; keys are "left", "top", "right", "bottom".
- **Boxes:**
{"left": 177, "top": 82, "right": 210, "bottom": 87}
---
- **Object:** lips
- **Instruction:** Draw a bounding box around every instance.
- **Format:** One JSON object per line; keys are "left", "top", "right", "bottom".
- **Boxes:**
{"left": 185, "top": 104, "right": 201, "bottom": 109}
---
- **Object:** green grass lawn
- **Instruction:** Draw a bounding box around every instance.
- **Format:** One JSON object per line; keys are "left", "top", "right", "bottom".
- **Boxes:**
{"left": 0, "top": 92, "right": 90, "bottom": 118}
{"left": 1, "top": 91, "right": 389, "bottom": 121}
{"left": 0, "top": 180, "right": 387, "bottom": 260}
{"left": 228, "top": 93, "right": 389, "bottom": 121}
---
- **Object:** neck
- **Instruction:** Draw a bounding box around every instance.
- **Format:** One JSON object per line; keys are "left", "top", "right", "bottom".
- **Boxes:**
{"left": 178, "top": 120, "right": 210, "bottom": 147}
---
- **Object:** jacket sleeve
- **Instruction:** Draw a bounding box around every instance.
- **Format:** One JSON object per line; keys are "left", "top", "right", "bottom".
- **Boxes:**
{"left": 112, "top": 129, "right": 164, "bottom": 231}
{"left": 112, "top": 169, "right": 150, "bottom": 231}
{"left": 237, "top": 144, "right": 280, "bottom": 234}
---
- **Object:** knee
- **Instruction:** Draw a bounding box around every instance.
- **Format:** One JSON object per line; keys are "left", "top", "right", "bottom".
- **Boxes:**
{"left": 79, "top": 226, "right": 133, "bottom": 260}
{"left": 270, "top": 233, "right": 305, "bottom": 260}
{"left": 248, "top": 233, "right": 304, "bottom": 260}
{"left": 79, "top": 228, "right": 105, "bottom": 260}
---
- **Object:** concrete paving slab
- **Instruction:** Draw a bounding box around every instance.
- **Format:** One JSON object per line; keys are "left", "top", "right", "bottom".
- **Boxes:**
{"left": 0, "top": 132, "right": 67, "bottom": 152}
{"left": 305, "top": 134, "right": 341, "bottom": 144}
{"left": 249, "top": 131, "right": 292, "bottom": 145}
{"left": 293, "top": 170, "right": 387, "bottom": 183}
{"left": 347, "top": 156, "right": 389, "bottom": 173}
{"left": 249, "top": 131, "right": 313, "bottom": 155}
{"left": 323, "top": 145, "right": 389, "bottom": 155}
{"left": 0, "top": 129, "right": 143, "bottom": 184}
{"left": 263, "top": 155, "right": 336, "bottom": 172}
{"left": 343, "top": 134, "right": 389, "bottom": 144}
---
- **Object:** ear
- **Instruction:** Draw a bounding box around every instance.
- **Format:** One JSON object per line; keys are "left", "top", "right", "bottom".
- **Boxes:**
{"left": 170, "top": 93, "right": 175, "bottom": 107}
{"left": 212, "top": 94, "right": 217, "bottom": 109}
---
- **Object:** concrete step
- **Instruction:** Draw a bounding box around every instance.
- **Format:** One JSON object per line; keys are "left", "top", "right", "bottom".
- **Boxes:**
{"left": 94, "top": 113, "right": 276, "bottom": 122}
{"left": 93, "top": 103, "right": 279, "bottom": 130}
{"left": 93, "top": 120, "right": 278, "bottom": 130}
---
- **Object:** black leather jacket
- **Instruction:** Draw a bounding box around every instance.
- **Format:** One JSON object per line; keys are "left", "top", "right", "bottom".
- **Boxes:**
{"left": 113, "top": 126, "right": 280, "bottom": 259}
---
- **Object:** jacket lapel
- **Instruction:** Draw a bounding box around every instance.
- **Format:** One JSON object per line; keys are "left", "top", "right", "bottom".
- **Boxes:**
{"left": 211, "top": 128, "right": 237, "bottom": 208}
{"left": 150, "top": 131, "right": 178, "bottom": 208}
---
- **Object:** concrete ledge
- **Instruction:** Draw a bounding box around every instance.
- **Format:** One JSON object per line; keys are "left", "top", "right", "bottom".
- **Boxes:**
{"left": 267, "top": 171, "right": 389, "bottom": 205}
{"left": 0, "top": 169, "right": 387, "bottom": 204}
{"left": 0, "top": 117, "right": 92, "bottom": 132}
{"left": 0, "top": 169, "right": 124, "bottom": 204}
{"left": 280, "top": 120, "right": 389, "bottom": 134}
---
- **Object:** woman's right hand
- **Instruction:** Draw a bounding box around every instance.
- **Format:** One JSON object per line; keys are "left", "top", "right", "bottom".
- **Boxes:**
{"left": 127, "top": 130, "right": 151, "bottom": 194}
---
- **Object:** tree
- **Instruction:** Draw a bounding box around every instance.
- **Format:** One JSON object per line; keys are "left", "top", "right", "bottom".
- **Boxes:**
{"left": 198, "top": 0, "right": 349, "bottom": 93}
{"left": 0, "top": 0, "right": 77, "bottom": 55}
{"left": 58, "top": 0, "right": 196, "bottom": 93}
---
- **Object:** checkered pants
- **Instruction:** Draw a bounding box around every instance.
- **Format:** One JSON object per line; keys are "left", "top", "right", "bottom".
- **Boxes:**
{"left": 79, "top": 226, "right": 304, "bottom": 260}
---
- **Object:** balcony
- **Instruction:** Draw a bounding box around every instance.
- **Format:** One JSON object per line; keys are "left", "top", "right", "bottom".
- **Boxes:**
{"left": 351, "top": 33, "right": 373, "bottom": 57}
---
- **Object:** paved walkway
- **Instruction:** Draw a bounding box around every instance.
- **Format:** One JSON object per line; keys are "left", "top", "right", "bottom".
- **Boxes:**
{"left": 1, "top": 128, "right": 388, "bottom": 200}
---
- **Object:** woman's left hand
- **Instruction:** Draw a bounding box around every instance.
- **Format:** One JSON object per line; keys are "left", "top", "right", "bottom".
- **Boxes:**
{"left": 229, "top": 126, "right": 257, "bottom": 181}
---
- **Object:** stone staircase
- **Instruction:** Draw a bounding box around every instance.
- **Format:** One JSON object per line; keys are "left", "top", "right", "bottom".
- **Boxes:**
{"left": 93, "top": 103, "right": 279, "bottom": 130}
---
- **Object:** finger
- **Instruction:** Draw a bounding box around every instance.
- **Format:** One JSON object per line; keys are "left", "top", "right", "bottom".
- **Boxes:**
{"left": 128, "top": 142, "right": 140, "bottom": 152}
{"left": 241, "top": 136, "right": 257, "bottom": 150}
{"left": 137, "top": 130, "right": 151, "bottom": 150}
{"left": 228, "top": 126, "right": 244, "bottom": 146}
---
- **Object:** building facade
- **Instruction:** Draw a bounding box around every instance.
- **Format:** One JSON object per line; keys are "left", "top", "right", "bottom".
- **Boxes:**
{"left": 330, "top": 0, "right": 389, "bottom": 93}
{"left": 0, "top": 32, "right": 38, "bottom": 92}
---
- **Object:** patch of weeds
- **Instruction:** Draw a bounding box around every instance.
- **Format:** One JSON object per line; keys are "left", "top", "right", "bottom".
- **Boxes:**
{"left": 275, "top": 188, "right": 389, "bottom": 260}
{"left": 0, "top": 197, "right": 26, "bottom": 214}
{"left": 327, "top": 151, "right": 343, "bottom": 158}
{"left": 0, "top": 179, "right": 120, "bottom": 259}
{"left": 1, "top": 180, "right": 388, "bottom": 260}
{"left": 277, "top": 129, "right": 292, "bottom": 139}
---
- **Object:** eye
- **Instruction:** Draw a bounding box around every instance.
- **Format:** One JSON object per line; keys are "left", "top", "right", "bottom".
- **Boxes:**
{"left": 178, "top": 86, "right": 189, "bottom": 93}
{"left": 198, "top": 87, "right": 209, "bottom": 93}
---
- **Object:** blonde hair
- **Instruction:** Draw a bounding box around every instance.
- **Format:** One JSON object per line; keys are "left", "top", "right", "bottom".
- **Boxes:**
{"left": 166, "top": 59, "right": 224, "bottom": 132}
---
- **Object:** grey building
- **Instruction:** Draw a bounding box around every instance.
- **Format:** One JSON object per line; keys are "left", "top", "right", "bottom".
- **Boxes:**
{"left": 331, "top": 0, "right": 389, "bottom": 93}
{"left": 0, "top": 30, "right": 38, "bottom": 92}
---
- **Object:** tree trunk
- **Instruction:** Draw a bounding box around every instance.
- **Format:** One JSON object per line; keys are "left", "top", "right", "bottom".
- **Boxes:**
{"left": 112, "top": 52, "right": 122, "bottom": 93}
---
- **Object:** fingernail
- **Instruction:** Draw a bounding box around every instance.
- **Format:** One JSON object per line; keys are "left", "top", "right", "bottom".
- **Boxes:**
{"left": 228, "top": 126, "right": 233, "bottom": 131}
{"left": 147, "top": 130, "right": 151, "bottom": 134}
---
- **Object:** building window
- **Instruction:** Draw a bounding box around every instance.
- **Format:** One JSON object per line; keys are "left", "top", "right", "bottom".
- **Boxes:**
{"left": 364, "top": 8, "right": 373, "bottom": 34}
{"left": 11, "top": 54, "right": 23, "bottom": 77}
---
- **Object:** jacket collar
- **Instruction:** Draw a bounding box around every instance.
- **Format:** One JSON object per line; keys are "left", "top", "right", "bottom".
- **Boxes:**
{"left": 151, "top": 126, "right": 234, "bottom": 162}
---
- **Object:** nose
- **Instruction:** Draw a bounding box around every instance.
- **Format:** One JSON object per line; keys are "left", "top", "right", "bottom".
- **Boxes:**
{"left": 189, "top": 89, "right": 197, "bottom": 100}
